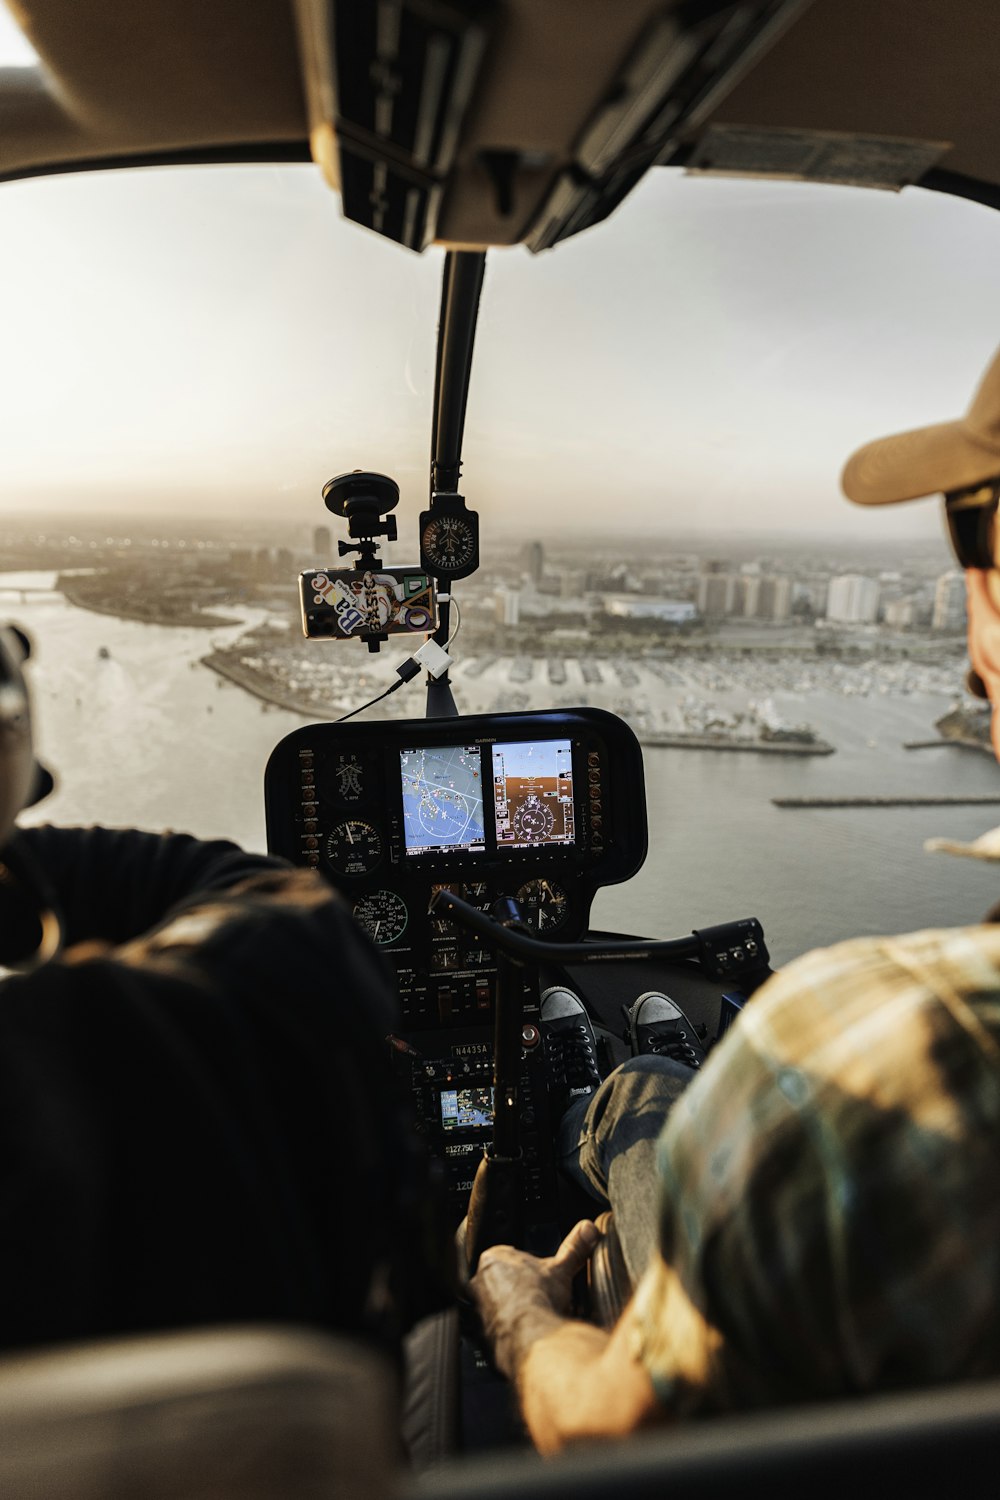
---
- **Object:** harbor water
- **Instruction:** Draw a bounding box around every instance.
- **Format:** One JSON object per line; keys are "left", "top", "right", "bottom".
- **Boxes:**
{"left": 5, "top": 574, "right": 1000, "bottom": 967}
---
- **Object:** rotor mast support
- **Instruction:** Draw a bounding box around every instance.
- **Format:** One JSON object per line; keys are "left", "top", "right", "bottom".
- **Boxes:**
{"left": 426, "top": 249, "right": 486, "bottom": 718}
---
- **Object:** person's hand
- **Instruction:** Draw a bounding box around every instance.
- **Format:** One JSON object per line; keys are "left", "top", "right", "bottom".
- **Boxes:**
{"left": 468, "top": 1219, "right": 602, "bottom": 1381}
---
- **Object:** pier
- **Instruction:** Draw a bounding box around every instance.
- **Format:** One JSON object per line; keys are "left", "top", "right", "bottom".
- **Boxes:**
{"left": 774, "top": 795, "right": 1000, "bottom": 809}
{"left": 643, "top": 733, "right": 834, "bottom": 756}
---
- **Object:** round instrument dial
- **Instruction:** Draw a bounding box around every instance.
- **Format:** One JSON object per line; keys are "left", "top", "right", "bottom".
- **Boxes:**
{"left": 353, "top": 890, "right": 408, "bottom": 946}
{"left": 514, "top": 797, "right": 555, "bottom": 841}
{"left": 421, "top": 514, "right": 476, "bottom": 573}
{"left": 515, "top": 878, "right": 570, "bottom": 934}
{"left": 325, "top": 819, "right": 382, "bottom": 877}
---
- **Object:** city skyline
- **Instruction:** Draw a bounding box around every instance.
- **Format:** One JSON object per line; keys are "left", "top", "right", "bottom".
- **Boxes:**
{"left": 0, "top": 510, "right": 965, "bottom": 631}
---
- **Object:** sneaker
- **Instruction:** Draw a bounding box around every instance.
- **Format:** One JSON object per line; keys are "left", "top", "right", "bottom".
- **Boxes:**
{"left": 539, "top": 986, "right": 602, "bottom": 1114}
{"left": 626, "top": 992, "right": 706, "bottom": 1068}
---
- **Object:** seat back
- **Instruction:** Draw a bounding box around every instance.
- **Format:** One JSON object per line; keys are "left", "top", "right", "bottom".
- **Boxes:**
{"left": 414, "top": 1377, "right": 1000, "bottom": 1500}
{"left": 0, "top": 1324, "right": 396, "bottom": 1500}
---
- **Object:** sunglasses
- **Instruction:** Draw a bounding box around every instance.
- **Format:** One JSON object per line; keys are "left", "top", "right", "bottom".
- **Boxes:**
{"left": 943, "top": 481, "right": 1000, "bottom": 702}
{"left": 944, "top": 479, "right": 1000, "bottom": 570}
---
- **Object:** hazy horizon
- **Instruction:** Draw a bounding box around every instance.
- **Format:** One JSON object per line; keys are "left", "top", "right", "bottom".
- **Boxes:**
{"left": 0, "top": 506, "right": 957, "bottom": 567}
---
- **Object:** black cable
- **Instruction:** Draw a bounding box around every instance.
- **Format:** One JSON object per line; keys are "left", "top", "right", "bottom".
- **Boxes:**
{"left": 334, "top": 655, "right": 422, "bottom": 724}
{"left": 334, "top": 680, "right": 404, "bottom": 725}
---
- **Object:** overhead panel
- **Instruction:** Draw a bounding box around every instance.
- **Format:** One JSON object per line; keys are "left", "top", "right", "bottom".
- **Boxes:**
{"left": 524, "top": 0, "right": 813, "bottom": 251}
{"left": 296, "top": 0, "right": 495, "bottom": 251}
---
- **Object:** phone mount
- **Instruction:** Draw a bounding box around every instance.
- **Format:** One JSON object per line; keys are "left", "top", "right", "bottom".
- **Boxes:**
{"left": 323, "top": 470, "right": 399, "bottom": 572}
{"left": 321, "top": 470, "right": 400, "bottom": 653}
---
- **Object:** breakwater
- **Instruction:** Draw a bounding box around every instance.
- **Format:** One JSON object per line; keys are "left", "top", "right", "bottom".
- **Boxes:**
{"left": 643, "top": 733, "right": 834, "bottom": 756}
{"left": 774, "top": 795, "right": 1000, "bottom": 809}
{"left": 201, "top": 652, "right": 321, "bottom": 718}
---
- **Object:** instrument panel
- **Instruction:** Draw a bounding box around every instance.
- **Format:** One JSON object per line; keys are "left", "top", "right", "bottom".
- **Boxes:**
{"left": 264, "top": 707, "right": 647, "bottom": 1030}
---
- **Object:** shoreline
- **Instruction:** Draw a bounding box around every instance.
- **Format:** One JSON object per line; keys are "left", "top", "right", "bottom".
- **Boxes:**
{"left": 201, "top": 652, "right": 328, "bottom": 719}
{"left": 59, "top": 577, "right": 241, "bottom": 630}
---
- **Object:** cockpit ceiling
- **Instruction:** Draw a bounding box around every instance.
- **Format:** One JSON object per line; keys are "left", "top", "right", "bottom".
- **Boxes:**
{"left": 1, "top": 0, "right": 999, "bottom": 251}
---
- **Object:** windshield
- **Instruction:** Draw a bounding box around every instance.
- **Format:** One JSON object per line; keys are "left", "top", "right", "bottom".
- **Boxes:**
{"left": 2, "top": 161, "right": 999, "bottom": 964}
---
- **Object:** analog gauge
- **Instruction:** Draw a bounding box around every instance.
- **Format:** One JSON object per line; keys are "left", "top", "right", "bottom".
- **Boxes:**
{"left": 419, "top": 506, "right": 479, "bottom": 579}
{"left": 353, "top": 890, "right": 408, "bottom": 946}
{"left": 328, "top": 752, "right": 366, "bottom": 803}
{"left": 514, "top": 797, "right": 555, "bottom": 841}
{"left": 430, "top": 883, "right": 460, "bottom": 935}
{"left": 515, "top": 878, "right": 570, "bottom": 934}
{"left": 325, "top": 819, "right": 382, "bottom": 877}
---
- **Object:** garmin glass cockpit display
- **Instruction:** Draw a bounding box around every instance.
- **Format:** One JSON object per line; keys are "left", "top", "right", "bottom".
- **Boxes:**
{"left": 399, "top": 738, "right": 574, "bottom": 859}
{"left": 265, "top": 707, "right": 646, "bottom": 1028}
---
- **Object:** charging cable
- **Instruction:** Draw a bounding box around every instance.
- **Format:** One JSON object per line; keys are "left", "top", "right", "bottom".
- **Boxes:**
{"left": 335, "top": 638, "right": 454, "bottom": 724}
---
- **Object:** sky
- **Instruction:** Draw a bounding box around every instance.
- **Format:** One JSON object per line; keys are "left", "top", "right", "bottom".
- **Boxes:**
{"left": 2, "top": 10, "right": 1000, "bottom": 544}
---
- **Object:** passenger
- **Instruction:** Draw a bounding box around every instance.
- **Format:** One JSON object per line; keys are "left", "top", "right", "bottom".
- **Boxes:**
{"left": 469, "top": 342, "right": 1000, "bottom": 1454}
{"left": 0, "top": 632, "right": 444, "bottom": 1357}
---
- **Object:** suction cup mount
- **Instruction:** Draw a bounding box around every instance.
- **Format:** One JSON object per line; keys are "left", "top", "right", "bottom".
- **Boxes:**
{"left": 323, "top": 470, "right": 399, "bottom": 569}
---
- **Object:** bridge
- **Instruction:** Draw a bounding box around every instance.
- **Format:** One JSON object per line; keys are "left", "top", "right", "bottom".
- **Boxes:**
{"left": 0, "top": 586, "right": 57, "bottom": 601}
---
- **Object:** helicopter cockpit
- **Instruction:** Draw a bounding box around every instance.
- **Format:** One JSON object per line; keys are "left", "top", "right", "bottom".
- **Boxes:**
{"left": 2, "top": 0, "right": 1000, "bottom": 1495}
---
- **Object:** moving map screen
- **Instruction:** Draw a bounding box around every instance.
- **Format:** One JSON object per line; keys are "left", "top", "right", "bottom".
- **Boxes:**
{"left": 440, "top": 1085, "right": 494, "bottom": 1131}
{"left": 400, "top": 744, "right": 486, "bottom": 856}
{"left": 492, "top": 740, "right": 575, "bottom": 849}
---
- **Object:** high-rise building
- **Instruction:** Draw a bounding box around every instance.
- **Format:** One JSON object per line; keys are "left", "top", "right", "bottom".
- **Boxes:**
{"left": 495, "top": 586, "right": 520, "bottom": 626}
{"left": 697, "top": 572, "right": 737, "bottom": 618}
{"left": 741, "top": 574, "right": 792, "bottom": 621}
{"left": 558, "top": 567, "right": 584, "bottom": 600}
{"left": 932, "top": 569, "right": 967, "bottom": 631}
{"left": 826, "top": 574, "right": 880, "bottom": 624}
{"left": 521, "top": 540, "right": 545, "bottom": 584}
{"left": 313, "top": 524, "right": 332, "bottom": 558}
{"left": 756, "top": 576, "right": 792, "bottom": 622}
{"left": 884, "top": 596, "right": 916, "bottom": 630}
{"left": 740, "top": 574, "right": 760, "bottom": 617}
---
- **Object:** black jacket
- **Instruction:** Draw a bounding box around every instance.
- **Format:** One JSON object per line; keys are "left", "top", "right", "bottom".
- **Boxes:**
{"left": 0, "top": 826, "right": 418, "bottom": 1353}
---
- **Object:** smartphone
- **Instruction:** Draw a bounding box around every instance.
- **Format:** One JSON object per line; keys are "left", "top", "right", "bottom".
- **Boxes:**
{"left": 299, "top": 567, "right": 438, "bottom": 641}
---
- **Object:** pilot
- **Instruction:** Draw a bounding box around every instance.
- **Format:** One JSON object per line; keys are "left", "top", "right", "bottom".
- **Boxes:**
{"left": 469, "top": 342, "right": 1000, "bottom": 1454}
{"left": 0, "top": 627, "right": 443, "bottom": 1356}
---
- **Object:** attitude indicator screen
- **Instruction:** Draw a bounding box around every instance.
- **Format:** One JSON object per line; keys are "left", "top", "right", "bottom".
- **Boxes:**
{"left": 400, "top": 744, "right": 486, "bottom": 855}
{"left": 492, "top": 739, "right": 575, "bottom": 849}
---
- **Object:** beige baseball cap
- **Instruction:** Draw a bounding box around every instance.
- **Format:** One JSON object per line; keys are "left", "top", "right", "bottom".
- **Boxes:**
{"left": 842, "top": 344, "right": 1000, "bottom": 506}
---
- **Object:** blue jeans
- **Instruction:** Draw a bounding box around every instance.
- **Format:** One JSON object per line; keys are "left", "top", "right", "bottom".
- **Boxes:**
{"left": 557, "top": 1056, "right": 694, "bottom": 1286}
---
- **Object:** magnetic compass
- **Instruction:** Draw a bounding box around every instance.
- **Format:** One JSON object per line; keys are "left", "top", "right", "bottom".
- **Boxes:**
{"left": 419, "top": 497, "right": 479, "bottom": 581}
